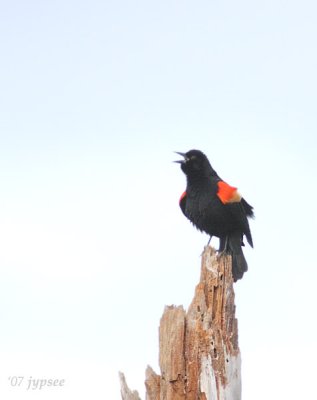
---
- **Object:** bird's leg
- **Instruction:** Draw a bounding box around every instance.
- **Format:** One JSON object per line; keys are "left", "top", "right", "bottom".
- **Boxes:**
{"left": 223, "top": 235, "right": 229, "bottom": 253}
{"left": 201, "top": 236, "right": 213, "bottom": 255}
{"left": 218, "top": 235, "right": 229, "bottom": 255}
{"left": 206, "top": 235, "right": 212, "bottom": 246}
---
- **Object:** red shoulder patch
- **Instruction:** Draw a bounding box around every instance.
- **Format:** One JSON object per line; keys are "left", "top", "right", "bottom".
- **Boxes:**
{"left": 217, "top": 181, "right": 241, "bottom": 204}
{"left": 179, "top": 190, "right": 187, "bottom": 204}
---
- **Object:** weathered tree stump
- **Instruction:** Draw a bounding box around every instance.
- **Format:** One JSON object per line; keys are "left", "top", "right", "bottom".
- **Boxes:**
{"left": 120, "top": 246, "right": 241, "bottom": 400}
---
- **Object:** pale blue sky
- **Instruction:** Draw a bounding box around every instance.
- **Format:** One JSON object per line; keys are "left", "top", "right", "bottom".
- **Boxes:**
{"left": 0, "top": 0, "right": 316, "bottom": 399}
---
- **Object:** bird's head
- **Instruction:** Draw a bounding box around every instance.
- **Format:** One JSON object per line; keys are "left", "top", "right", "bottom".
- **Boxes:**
{"left": 174, "top": 149, "right": 216, "bottom": 179}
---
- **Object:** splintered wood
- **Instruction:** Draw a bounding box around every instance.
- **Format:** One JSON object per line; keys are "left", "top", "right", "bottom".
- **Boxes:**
{"left": 120, "top": 246, "right": 241, "bottom": 400}
{"left": 119, "top": 372, "right": 142, "bottom": 400}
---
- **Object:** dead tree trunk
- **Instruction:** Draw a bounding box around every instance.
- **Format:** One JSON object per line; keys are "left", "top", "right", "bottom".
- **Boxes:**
{"left": 120, "top": 246, "right": 241, "bottom": 400}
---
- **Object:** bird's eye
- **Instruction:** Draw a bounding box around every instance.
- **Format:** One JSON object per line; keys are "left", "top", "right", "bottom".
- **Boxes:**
{"left": 190, "top": 155, "right": 197, "bottom": 160}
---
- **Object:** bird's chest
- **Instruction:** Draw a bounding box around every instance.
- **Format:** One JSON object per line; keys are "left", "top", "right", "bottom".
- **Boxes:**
{"left": 185, "top": 184, "right": 219, "bottom": 219}
{"left": 184, "top": 181, "right": 231, "bottom": 237}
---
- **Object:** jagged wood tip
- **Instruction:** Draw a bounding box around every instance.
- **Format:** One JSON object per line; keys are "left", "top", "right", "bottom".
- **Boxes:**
{"left": 119, "top": 372, "right": 141, "bottom": 400}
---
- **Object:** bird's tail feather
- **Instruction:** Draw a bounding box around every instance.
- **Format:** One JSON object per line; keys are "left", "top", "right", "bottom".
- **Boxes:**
{"left": 221, "top": 233, "right": 248, "bottom": 282}
{"left": 231, "top": 252, "right": 248, "bottom": 282}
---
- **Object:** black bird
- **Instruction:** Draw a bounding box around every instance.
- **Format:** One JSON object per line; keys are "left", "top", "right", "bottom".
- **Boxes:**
{"left": 175, "top": 149, "right": 254, "bottom": 281}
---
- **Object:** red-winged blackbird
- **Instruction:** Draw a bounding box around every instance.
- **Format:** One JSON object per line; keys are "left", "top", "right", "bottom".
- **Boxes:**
{"left": 175, "top": 149, "right": 254, "bottom": 281}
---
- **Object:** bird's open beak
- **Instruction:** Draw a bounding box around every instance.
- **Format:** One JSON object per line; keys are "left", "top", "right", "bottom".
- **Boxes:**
{"left": 174, "top": 151, "right": 187, "bottom": 164}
